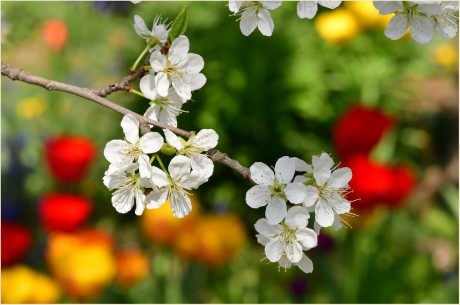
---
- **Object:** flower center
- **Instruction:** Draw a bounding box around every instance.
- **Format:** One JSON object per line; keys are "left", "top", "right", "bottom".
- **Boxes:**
{"left": 123, "top": 143, "right": 143, "bottom": 158}
{"left": 164, "top": 61, "right": 182, "bottom": 79}
{"left": 270, "top": 179, "right": 286, "bottom": 199}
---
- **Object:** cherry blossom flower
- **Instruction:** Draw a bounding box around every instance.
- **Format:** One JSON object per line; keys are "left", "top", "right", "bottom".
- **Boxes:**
{"left": 134, "top": 15, "right": 170, "bottom": 45}
{"left": 245, "top": 156, "right": 307, "bottom": 224}
{"left": 104, "top": 114, "right": 164, "bottom": 170}
{"left": 432, "top": 1, "right": 459, "bottom": 39}
{"left": 144, "top": 155, "right": 207, "bottom": 218}
{"left": 163, "top": 128, "right": 218, "bottom": 181}
{"left": 229, "top": 1, "right": 282, "bottom": 36}
{"left": 255, "top": 206, "right": 317, "bottom": 273}
{"left": 309, "top": 153, "right": 352, "bottom": 228}
{"left": 148, "top": 35, "right": 206, "bottom": 100}
{"left": 141, "top": 76, "right": 186, "bottom": 127}
{"left": 373, "top": 1, "right": 444, "bottom": 44}
{"left": 103, "top": 160, "right": 152, "bottom": 216}
{"left": 296, "top": 1, "right": 342, "bottom": 19}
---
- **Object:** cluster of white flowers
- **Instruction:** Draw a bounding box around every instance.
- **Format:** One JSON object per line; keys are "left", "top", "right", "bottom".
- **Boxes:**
{"left": 228, "top": 1, "right": 342, "bottom": 36}
{"left": 373, "top": 1, "right": 459, "bottom": 44}
{"left": 103, "top": 15, "right": 217, "bottom": 218}
{"left": 246, "top": 153, "right": 353, "bottom": 273}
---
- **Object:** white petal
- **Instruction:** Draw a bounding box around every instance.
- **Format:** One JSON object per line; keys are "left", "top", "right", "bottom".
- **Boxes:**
{"left": 297, "top": 1, "right": 318, "bottom": 19}
{"left": 327, "top": 167, "right": 352, "bottom": 189}
{"left": 256, "top": 234, "right": 270, "bottom": 246}
{"left": 112, "top": 189, "right": 135, "bottom": 213}
{"left": 318, "top": 1, "right": 341, "bottom": 9}
{"left": 296, "top": 253, "right": 314, "bottom": 274}
{"left": 278, "top": 254, "right": 293, "bottom": 269}
{"left": 145, "top": 189, "right": 168, "bottom": 209}
{"left": 313, "top": 164, "right": 331, "bottom": 187}
{"left": 194, "top": 129, "right": 219, "bottom": 150}
{"left": 134, "top": 15, "right": 150, "bottom": 38}
{"left": 373, "top": 1, "right": 403, "bottom": 14}
{"left": 436, "top": 15, "right": 458, "bottom": 39}
{"left": 168, "top": 155, "right": 191, "bottom": 180}
{"left": 169, "top": 35, "right": 190, "bottom": 64}
{"left": 190, "top": 154, "right": 214, "bottom": 179}
{"left": 151, "top": 166, "right": 169, "bottom": 188}
{"left": 303, "top": 185, "right": 319, "bottom": 207}
{"left": 134, "top": 190, "right": 146, "bottom": 216}
{"left": 139, "top": 132, "right": 164, "bottom": 154}
{"left": 246, "top": 185, "right": 271, "bottom": 208}
{"left": 121, "top": 113, "right": 140, "bottom": 144}
{"left": 286, "top": 242, "right": 303, "bottom": 263}
{"left": 240, "top": 12, "right": 258, "bottom": 36}
{"left": 385, "top": 13, "right": 409, "bottom": 40}
{"left": 262, "top": 1, "right": 282, "bottom": 10}
{"left": 139, "top": 74, "right": 158, "bottom": 100}
{"left": 410, "top": 15, "right": 434, "bottom": 44}
{"left": 285, "top": 206, "right": 310, "bottom": 229}
{"left": 184, "top": 73, "right": 207, "bottom": 91}
{"left": 229, "top": 0, "right": 242, "bottom": 13}
{"left": 284, "top": 182, "right": 307, "bottom": 204}
{"left": 315, "top": 199, "right": 335, "bottom": 227}
{"left": 417, "top": 3, "right": 443, "bottom": 16}
{"left": 163, "top": 129, "right": 183, "bottom": 151}
{"left": 181, "top": 53, "right": 204, "bottom": 74}
{"left": 170, "top": 191, "right": 192, "bottom": 218}
{"left": 266, "top": 197, "right": 287, "bottom": 224}
{"left": 257, "top": 8, "right": 275, "bottom": 36}
{"left": 104, "top": 140, "right": 132, "bottom": 167}
{"left": 331, "top": 196, "right": 351, "bottom": 214}
{"left": 171, "top": 76, "right": 192, "bottom": 100}
{"left": 250, "top": 162, "right": 275, "bottom": 186}
{"left": 254, "top": 218, "right": 283, "bottom": 237}
{"left": 291, "top": 157, "right": 312, "bottom": 173}
{"left": 180, "top": 170, "right": 208, "bottom": 189}
{"left": 312, "top": 152, "right": 334, "bottom": 169}
{"left": 293, "top": 175, "right": 309, "bottom": 184}
{"left": 332, "top": 214, "right": 343, "bottom": 231}
{"left": 314, "top": 220, "right": 322, "bottom": 234}
{"left": 150, "top": 51, "right": 166, "bottom": 72}
{"left": 138, "top": 154, "right": 152, "bottom": 178}
{"left": 296, "top": 228, "right": 318, "bottom": 249}
{"left": 144, "top": 105, "right": 160, "bottom": 123}
{"left": 105, "top": 170, "right": 130, "bottom": 190}
{"left": 159, "top": 108, "right": 179, "bottom": 128}
{"left": 265, "top": 238, "right": 283, "bottom": 262}
{"left": 274, "top": 156, "right": 295, "bottom": 184}
{"left": 155, "top": 72, "right": 170, "bottom": 97}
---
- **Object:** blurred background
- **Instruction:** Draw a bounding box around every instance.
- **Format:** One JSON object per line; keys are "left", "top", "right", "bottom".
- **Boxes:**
{"left": 1, "top": 1, "right": 458, "bottom": 303}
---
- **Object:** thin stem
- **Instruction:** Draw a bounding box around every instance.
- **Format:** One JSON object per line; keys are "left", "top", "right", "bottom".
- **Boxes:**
{"left": 156, "top": 154, "right": 170, "bottom": 177}
{"left": 131, "top": 44, "right": 151, "bottom": 71}
{"left": 129, "top": 88, "right": 146, "bottom": 98}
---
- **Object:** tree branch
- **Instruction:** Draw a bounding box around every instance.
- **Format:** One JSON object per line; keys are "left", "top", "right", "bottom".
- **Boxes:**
{"left": 1, "top": 62, "right": 253, "bottom": 182}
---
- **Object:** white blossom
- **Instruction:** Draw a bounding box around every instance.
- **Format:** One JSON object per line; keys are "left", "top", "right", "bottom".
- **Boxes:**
{"left": 373, "top": 1, "right": 446, "bottom": 44}
{"left": 144, "top": 155, "right": 207, "bottom": 218}
{"left": 245, "top": 156, "right": 307, "bottom": 224}
{"left": 255, "top": 206, "right": 317, "bottom": 273}
{"left": 229, "top": 1, "right": 282, "bottom": 36}
{"left": 148, "top": 35, "right": 206, "bottom": 100}
{"left": 432, "top": 1, "right": 459, "bottom": 39}
{"left": 141, "top": 76, "right": 187, "bottom": 128}
{"left": 103, "top": 160, "right": 153, "bottom": 216}
{"left": 134, "top": 15, "right": 170, "bottom": 45}
{"left": 163, "top": 128, "right": 218, "bottom": 181}
{"left": 309, "top": 153, "right": 352, "bottom": 229}
{"left": 296, "top": 1, "right": 342, "bottom": 19}
{"left": 104, "top": 113, "right": 164, "bottom": 170}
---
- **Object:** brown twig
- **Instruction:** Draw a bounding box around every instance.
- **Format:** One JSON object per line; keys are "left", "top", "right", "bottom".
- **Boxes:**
{"left": 1, "top": 62, "right": 253, "bottom": 182}
{"left": 91, "top": 66, "right": 146, "bottom": 97}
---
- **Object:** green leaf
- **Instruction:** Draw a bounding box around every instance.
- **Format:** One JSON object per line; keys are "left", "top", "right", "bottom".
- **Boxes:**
{"left": 169, "top": 6, "right": 188, "bottom": 42}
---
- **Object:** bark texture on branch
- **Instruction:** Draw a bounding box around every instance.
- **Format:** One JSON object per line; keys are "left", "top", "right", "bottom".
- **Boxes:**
{"left": 2, "top": 62, "right": 253, "bottom": 183}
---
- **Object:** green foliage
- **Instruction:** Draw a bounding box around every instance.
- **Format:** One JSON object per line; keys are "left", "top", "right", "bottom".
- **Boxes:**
{"left": 168, "top": 6, "right": 188, "bottom": 42}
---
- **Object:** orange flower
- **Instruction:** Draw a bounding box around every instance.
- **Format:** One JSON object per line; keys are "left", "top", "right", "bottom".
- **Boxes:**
{"left": 115, "top": 249, "right": 150, "bottom": 287}
{"left": 41, "top": 19, "right": 68, "bottom": 51}
{"left": 46, "top": 229, "right": 115, "bottom": 301}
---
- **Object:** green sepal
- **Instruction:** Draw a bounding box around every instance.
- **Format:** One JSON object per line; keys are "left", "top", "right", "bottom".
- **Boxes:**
{"left": 168, "top": 6, "right": 188, "bottom": 42}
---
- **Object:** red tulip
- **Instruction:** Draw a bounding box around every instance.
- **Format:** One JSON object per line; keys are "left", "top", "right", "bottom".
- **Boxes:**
{"left": 39, "top": 193, "right": 92, "bottom": 232}
{"left": 1, "top": 222, "right": 32, "bottom": 266}
{"left": 344, "top": 155, "right": 415, "bottom": 211}
{"left": 333, "top": 105, "right": 394, "bottom": 160}
{"left": 44, "top": 135, "right": 96, "bottom": 184}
